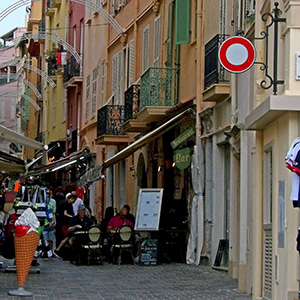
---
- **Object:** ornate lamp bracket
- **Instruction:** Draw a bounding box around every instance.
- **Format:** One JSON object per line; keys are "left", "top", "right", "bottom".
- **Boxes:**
{"left": 255, "top": 2, "right": 286, "bottom": 95}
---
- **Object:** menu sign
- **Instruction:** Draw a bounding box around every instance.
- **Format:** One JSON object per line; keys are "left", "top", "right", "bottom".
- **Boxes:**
{"left": 139, "top": 239, "right": 158, "bottom": 266}
{"left": 135, "top": 188, "right": 163, "bottom": 231}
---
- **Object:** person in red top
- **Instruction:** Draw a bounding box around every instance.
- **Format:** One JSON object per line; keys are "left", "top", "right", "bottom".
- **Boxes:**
{"left": 107, "top": 207, "right": 133, "bottom": 264}
{"left": 107, "top": 207, "right": 133, "bottom": 232}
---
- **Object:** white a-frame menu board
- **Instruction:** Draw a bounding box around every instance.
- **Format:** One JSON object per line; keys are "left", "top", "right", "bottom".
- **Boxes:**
{"left": 134, "top": 188, "right": 163, "bottom": 231}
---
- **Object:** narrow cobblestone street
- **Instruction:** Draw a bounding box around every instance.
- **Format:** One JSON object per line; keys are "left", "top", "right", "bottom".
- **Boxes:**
{"left": 0, "top": 257, "right": 252, "bottom": 300}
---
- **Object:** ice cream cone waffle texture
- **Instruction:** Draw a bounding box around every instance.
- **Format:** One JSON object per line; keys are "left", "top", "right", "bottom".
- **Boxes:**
{"left": 14, "top": 231, "right": 40, "bottom": 287}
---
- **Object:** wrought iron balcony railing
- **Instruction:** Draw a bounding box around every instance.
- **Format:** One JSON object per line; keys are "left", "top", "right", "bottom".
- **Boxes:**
{"left": 97, "top": 105, "right": 125, "bottom": 137}
{"left": 63, "top": 56, "right": 81, "bottom": 83}
{"left": 204, "top": 34, "right": 229, "bottom": 90}
{"left": 0, "top": 73, "right": 17, "bottom": 84}
{"left": 39, "top": 19, "right": 45, "bottom": 34}
{"left": 124, "top": 84, "right": 140, "bottom": 122}
{"left": 140, "top": 67, "right": 179, "bottom": 109}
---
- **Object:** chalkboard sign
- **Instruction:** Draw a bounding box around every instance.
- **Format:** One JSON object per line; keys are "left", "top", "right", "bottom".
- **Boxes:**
{"left": 139, "top": 239, "right": 158, "bottom": 266}
{"left": 135, "top": 188, "right": 163, "bottom": 231}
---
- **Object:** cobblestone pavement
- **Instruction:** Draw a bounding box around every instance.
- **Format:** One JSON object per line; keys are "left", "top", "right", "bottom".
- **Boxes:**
{"left": 0, "top": 256, "right": 252, "bottom": 300}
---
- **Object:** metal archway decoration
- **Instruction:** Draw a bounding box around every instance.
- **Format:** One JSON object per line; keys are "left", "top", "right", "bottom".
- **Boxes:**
{"left": 0, "top": 33, "right": 82, "bottom": 68}
{"left": 22, "top": 78, "right": 42, "bottom": 100}
{"left": 21, "top": 94, "right": 41, "bottom": 111}
{"left": 3, "top": 58, "right": 57, "bottom": 88}
{"left": 22, "top": 62, "right": 56, "bottom": 87}
{"left": 0, "top": 0, "right": 123, "bottom": 34}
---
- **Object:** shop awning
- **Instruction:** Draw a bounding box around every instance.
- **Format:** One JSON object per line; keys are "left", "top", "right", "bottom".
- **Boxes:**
{"left": 103, "top": 107, "right": 194, "bottom": 169}
{"left": 0, "top": 151, "right": 25, "bottom": 173}
{"left": 0, "top": 124, "right": 45, "bottom": 150}
{"left": 79, "top": 108, "right": 195, "bottom": 186}
{"left": 26, "top": 148, "right": 94, "bottom": 177}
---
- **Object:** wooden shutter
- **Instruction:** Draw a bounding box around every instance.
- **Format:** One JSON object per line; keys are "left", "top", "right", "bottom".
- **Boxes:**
{"left": 175, "top": 0, "right": 190, "bottom": 45}
{"left": 143, "top": 26, "right": 150, "bottom": 72}
{"left": 128, "top": 39, "right": 134, "bottom": 86}
{"left": 166, "top": 2, "right": 174, "bottom": 67}
{"left": 153, "top": 16, "right": 161, "bottom": 67}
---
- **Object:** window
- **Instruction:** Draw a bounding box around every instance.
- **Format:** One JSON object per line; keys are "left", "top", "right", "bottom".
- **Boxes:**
{"left": 85, "top": 75, "right": 90, "bottom": 120}
{"left": 92, "top": 68, "right": 98, "bottom": 115}
{"left": 153, "top": 17, "right": 160, "bottom": 67}
{"left": 142, "top": 25, "right": 150, "bottom": 72}
{"left": 101, "top": 60, "right": 106, "bottom": 107}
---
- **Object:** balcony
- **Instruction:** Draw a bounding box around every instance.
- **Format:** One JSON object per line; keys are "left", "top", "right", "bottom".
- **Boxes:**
{"left": 63, "top": 56, "right": 82, "bottom": 87}
{"left": 39, "top": 19, "right": 45, "bottom": 34}
{"left": 96, "top": 105, "right": 129, "bottom": 145}
{"left": 203, "top": 34, "right": 230, "bottom": 102}
{"left": 47, "top": 61, "right": 57, "bottom": 77}
{"left": 138, "top": 67, "right": 179, "bottom": 123}
{"left": 123, "top": 84, "right": 147, "bottom": 132}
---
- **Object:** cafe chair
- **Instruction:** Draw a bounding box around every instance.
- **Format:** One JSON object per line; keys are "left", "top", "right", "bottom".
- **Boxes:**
{"left": 81, "top": 225, "right": 103, "bottom": 265}
{"left": 111, "top": 225, "right": 134, "bottom": 264}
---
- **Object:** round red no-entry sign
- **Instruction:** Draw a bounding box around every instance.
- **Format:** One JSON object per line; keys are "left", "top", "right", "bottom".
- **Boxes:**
{"left": 218, "top": 36, "right": 256, "bottom": 73}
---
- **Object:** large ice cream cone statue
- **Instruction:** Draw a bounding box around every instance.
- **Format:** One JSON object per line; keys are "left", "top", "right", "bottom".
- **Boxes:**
{"left": 8, "top": 208, "right": 40, "bottom": 297}
{"left": 14, "top": 231, "right": 40, "bottom": 287}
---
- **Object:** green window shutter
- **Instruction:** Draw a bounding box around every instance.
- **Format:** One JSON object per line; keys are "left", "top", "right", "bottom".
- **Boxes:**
{"left": 175, "top": 0, "right": 191, "bottom": 45}
{"left": 166, "top": 1, "right": 174, "bottom": 67}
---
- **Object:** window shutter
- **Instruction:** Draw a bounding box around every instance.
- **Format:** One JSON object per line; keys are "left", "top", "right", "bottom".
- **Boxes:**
{"left": 112, "top": 54, "right": 118, "bottom": 101}
{"left": 101, "top": 60, "right": 106, "bottom": 107}
{"left": 233, "top": 0, "right": 240, "bottom": 35}
{"left": 62, "top": 89, "right": 66, "bottom": 122}
{"left": 119, "top": 51, "right": 124, "bottom": 105}
{"left": 153, "top": 16, "right": 161, "bottom": 67}
{"left": 143, "top": 26, "right": 150, "bottom": 72}
{"left": 166, "top": 2, "right": 174, "bottom": 67}
{"left": 175, "top": 0, "right": 190, "bottom": 45}
{"left": 128, "top": 39, "right": 134, "bottom": 86}
{"left": 85, "top": 75, "right": 90, "bottom": 120}
{"left": 53, "top": 88, "right": 57, "bottom": 127}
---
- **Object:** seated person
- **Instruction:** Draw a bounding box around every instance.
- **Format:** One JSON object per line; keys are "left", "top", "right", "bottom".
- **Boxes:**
{"left": 68, "top": 204, "right": 93, "bottom": 264}
{"left": 107, "top": 208, "right": 133, "bottom": 264}
{"left": 107, "top": 207, "right": 133, "bottom": 233}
